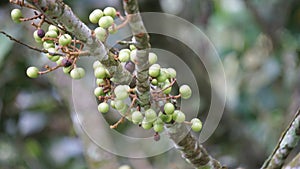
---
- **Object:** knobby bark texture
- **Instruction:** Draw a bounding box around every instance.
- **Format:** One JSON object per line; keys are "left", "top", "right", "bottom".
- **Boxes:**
{"left": 123, "top": 0, "right": 151, "bottom": 108}
{"left": 26, "top": 0, "right": 132, "bottom": 85}
{"left": 261, "top": 109, "right": 300, "bottom": 169}
{"left": 167, "top": 124, "right": 224, "bottom": 169}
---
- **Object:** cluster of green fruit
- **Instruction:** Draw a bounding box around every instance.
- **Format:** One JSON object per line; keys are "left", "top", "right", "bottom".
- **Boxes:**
{"left": 93, "top": 48, "right": 202, "bottom": 134}
{"left": 89, "top": 7, "right": 118, "bottom": 42}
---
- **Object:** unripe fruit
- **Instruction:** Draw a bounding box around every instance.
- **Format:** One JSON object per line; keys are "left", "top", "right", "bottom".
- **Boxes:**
{"left": 153, "top": 123, "right": 164, "bottom": 133}
{"left": 70, "top": 67, "right": 85, "bottom": 79}
{"left": 164, "top": 103, "right": 175, "bottom": 115}
{"left": 157, "top": 70, "right": 168, "bottom": 82}
{"left": 103, "top": 7, "right": 117, "bottom": 18}
{"left": 48, "top": 25, "right": 59, "bottom": 33}
{"left": 125, "top": 61, "right": 135, "bottom": 73}
{"left": 167, "top": 68, "right": 177, "bottom": 78}
{"left": 145, "top": 109, "right": 157, "bottom": 122}
{"left": 108, "top": 24, "right": 117, "bottom": 34}
{"left": 89, "top": 9, "right": 103, "bottom": 24}
{"left": 46, "top": 48, "right": 60, "bottom": 62}
{"left": 94, "top": 27, "right": 107, "bottom": 42}
{"left": 96, "top": 78, "right": 106, "bottom": 86}
{"left": 148, "top": 52, "right": 158, "bottom": 65}
{"left": 45, "top": 30, "right": 58, "bottom": 38}
{"left": 191, "top": 118, "right": 202, "bottom": 132}
{"left": 114, "top": 85, "right": 129, "bottom": 100}
{"left": 11, "top": 9, "right": 22, "bottom": 23}
{"left": 63, "top": 66, "right": 72, "bottom": 74}
{"left": 43, "top": 41, "right": 55, "bottom": 49}
{"left": 94, "top": 67, "right": 106, "bottom": 79}
{"left": 160, "top": 114, "right": 172, "bottom": 123}
{"left": 149, "top": 64, "right": 160, "bottom": 77}
{"left": 173, "top": 110, "right": 185, "bottom": 123}
{"left": 98, "top": 102, "right": 109, "bottom": 113}
{"left": 118, "top": 51, "right": 130, "bottom": 62}
{"left": 93, "top": 60, "right": 102, "bottom": 69}
{"left": 110, "top": 100, "right": 116, "bottom": 109}
{"left": 132, "top": 111, "right": 143, "bottom": 124}
{"left": 151, "top": 79, "right": 158, "bottom": 85}
{"left": 129, "top": 45, "right": 136, "bottom": 51}
{"left": 33, "top": 30, "right": 42, "bottom": 43}
{"left": 98, "top": 16, "right": 114, "bottom": 29}
{"left": 114, "top": 100, "right": 125, "bottom": 110}
{"left": 59, "top": 34, "right": 72, "bottom": 46}
{"left": 26, "top": 67, "right": 39, "bottom": 78}
{"left": 142, "top": 118, "right": 152, "bottom": 130}
{"left": 56, "top": 57, "right": 64, "bottom": 65}
{"left": 94, "top": 87, "right": 105, "bottom": 97}
{"left": 130, "top": 50, "right": 137, "bottom": 62}
{"left": 162, "top": 82, "right": 172, "bottom": 94}
{"left": 179, "top": 85, "right": 192, "bottom": 99}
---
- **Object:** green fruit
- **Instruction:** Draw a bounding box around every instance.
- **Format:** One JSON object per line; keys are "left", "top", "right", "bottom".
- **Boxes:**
{"left": 179, "top": 85, "right": 192, "bottom": 99}
{"left": 45, "top": 30, "right": 58, "bottom": 38}
{"left": 108, "top": 24, "right": 117, "bottom": 34}
{"left": 48, "top": 25, "right": 59, "bottom": 33}
{"left": 130, "top": 50, "right": 137, "bottom": 62}
{"left": 120, "top": 49, "right": 130, "bottom": 55}
{"left": 56, "top": 57, "right": 64, "bottom": 65}
{"left": 159, "top": 114, "right": 172, "bottom": 123}
{"left": 110, "top": 100, "right": 116, "bottom": 109}
{"left": 98, "top": 102, "right": 109, "bottom": 113}
{"left": 164, "top": 103, "right": 175, "bottom": 115}
{"left": 11, "top": 9, "right": 22, "bottom": 23}
{"left": 162, "top": 82, "right": 172, "bottom": 94}
{"left": 96, "top": 78, "right": 106, "bottom": 86}
{"left": 70, "top": 67, "right": 85, "bottom": 79}
{"left": 43, "top": 41, "right": 55, "bottom": 49}
{"left": 114, "top": 85, "right": 129, "bottom": 100}
{"left": 94, "top": 67, "right": 106, "bottom": 79}
{"left": 145, "top": 109, "right": 157, "bottom": 122}
{"left": 63, "top": 66, "right": 72, "bottom": 74}
{"left": 118, "top": 51, "right": 130, "bottom": 62}
{"left": 94, "top": 27, "right": 107, "bottom": 42}
{"left": 94, "top": 87, "right": 105, "bottom": 97}
{"left": 157, "top": 70, "right": 168, "bottom": 82}
{"left": 129, "top": 45, "right": 136, "bottom": 50}
{"left": 148, "top": 52, "right": 157, "bottom": 65}
{"left": 98, "top": 16, "right": 114, "bottom": 29}
{"left": 149, "top": 64, "right": 160, "bottom": 77}
{"left": 33, "top": 30, "right": 42, "bottom": 43}
{"left": 132, "top": 111, "right": 143, "bottom": 124}
{"left": 114, "top": 100, "right": 125, "bottom": 110}
{"left": 89, "top": 9, "right": 103, "bottom": 24}
{"left": 103, "top": 7, "right": 117, "bottom": 18}
{"left": 26, "top": 66, "right": 39, "bottom": 78}
{"left": 153, "top": 123, "right": 164, "bottom": 133}
{"left": 46, "top": 48, "right": 60, "bottom": 62}
{"left": 191, "top": 121, "right": 202, "bottom": 132}
{"left": 151, "top": 79, "right": 158, "bottom": 85}
{"left": 191, "top": 118, "right": 201, "bottom": 124}
{"left": 59, "top": 34, "right": 72, "bottom": 46}
{"left": 142, "top": 118, "right": 152, "bottom": 130}
{"left": 167, "top": 68, "right": 177, "bottom": 78}
{"left": 173, "top": 110, "right": 185, "bottom": 123}
{"left": 93, "top": 60, "right": 102, "bottom": 69}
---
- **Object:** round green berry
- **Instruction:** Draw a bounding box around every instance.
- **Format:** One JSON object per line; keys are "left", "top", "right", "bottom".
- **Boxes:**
{"left": 129, "top": 45, "right": 136, "bottom": 51}
{"left": 46, "top": 48, "right": 60, "bottom": 62}
{"left": 94, "top": 67, "right": 106, "bottom": 79}
{"left": 157, "top": 70, "right": 168, "bottom": 82}
{"left": 103, "top": 7, "right": 117, "bottom": 18}
{"left": 98, "top": 102, "right": 109, "bottom": 113}
{"left": 191, "top": 119, "right": 202, "bottom": 132}
{"left": 45, "top": 30, "right": 58, "bottom": 38}
{"left": 132, "top": 111, "right": 143, "bottom": 124}
{"left": 93, "top": 60, "right": 102, "bottom": 69}
{"left": 151, "top": 79, "right": 158, "bottom": 85}
{"left": 26, "top": 66, "right": 39, "bottom": 78}
{"left": 59, "top": 34, "right": 72, "bottom": 46}
{"left": 43, "top": 41, "right": 55, "bottom": 49}
{"left": 141, "top": 118, "right": 152, "bottom": 130}
{"left": 48, "top": 25, "right": 59, "bottom": 33}
{"left": 89, "top": 9, "right": 103, "bottom": 24}
{"left": 114, "top": 100, "right": 126, "bottom": 110}
{"left": 160, "top": 114, "right": 172, "bottom": 123}
{"left": 11, "top": 9, "right": 22, "bottom": 23}
{"left": 114, "top": 85, "right": 129, "bottom": 100}
{"left": 145, "top": 109, "right": 157, "bottom": 122}
{"left": 179, "top": 85, "right": 192, "bottom": 99}
{"left": 56, "top": 57, "right": 64, "bottom": 65}
{"left": 33, "top": 30, "right": 42, "bottom": 43}
{"left": 110, "top": 100, "right": 116, "bottom": 109}
{"left": 96, "top": 78, "right": 106, "bottom": 86}
{"left": 162, "top": 82, "right": 172, "bottom": 94}
{"left": 94, "top": 27, "right": 107, "bottom": 42}
{"left": 118, "top": 51, "right": 130, "bottom": 62}
{"left": 167, "top": 68, "right": 177, "bottom": 78}
{"left": 148, "top": 52, "right": 157, "bottom": 65}
{"left": 164, "top": 103, "right": 175, "bottom": 115}
{"left": 108, "top": 24, "right": 117, "bottom": 34}
{"left": 94, "top": 87, "right": 105, "bottom": 97}
{"left": 130, "top": 50, "right": 137, "bottom": 62}
{"left": 63, "top": 66, "right": 72, "bottom": 74}
{"left": 149, "top": 64, "right": 160, "bottom": 77}
{"left": 153, "top": 123, "right": 164, "bottom": 133}
{"left": 98, "top": 16, "right": 114, "bottom": 29}
{"left": 70, "top": 67, "right": 85, "bottom": 79}
{"left": 173, "top": 110, "right": 185, "bottom": 123}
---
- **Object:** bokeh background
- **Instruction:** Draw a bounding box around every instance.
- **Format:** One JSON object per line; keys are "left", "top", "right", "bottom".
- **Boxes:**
{"left": 0, "top": 0, "right": 300, "bottom": 168}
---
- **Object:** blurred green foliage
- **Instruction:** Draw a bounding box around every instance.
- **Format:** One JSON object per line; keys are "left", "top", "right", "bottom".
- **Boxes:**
{"left": 0, "top": 0, "right": 300, "bottom": 169}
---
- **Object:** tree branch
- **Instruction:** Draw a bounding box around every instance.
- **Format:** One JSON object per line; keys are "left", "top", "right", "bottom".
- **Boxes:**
{"left": 123, "top": 0, "right": 151, "bottom": 108}
{"left": 25, "top": 0, "right": 132, "bottom": 84}
{"left": 261, "top": 109, "right": 300, "bottom": 169}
